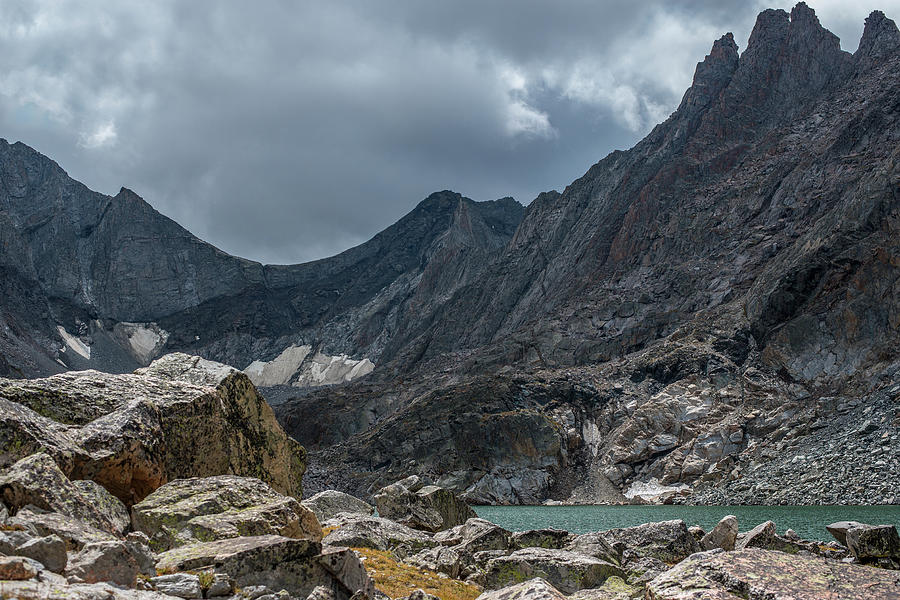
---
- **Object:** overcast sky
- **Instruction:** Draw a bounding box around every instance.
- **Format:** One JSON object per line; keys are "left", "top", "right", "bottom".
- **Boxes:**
{"left": 1, "top": 1, "right": 897, "bottom": 264}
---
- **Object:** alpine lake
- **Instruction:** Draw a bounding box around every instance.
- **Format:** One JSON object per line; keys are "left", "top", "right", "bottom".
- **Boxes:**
{"left": 474, "top": 504, "right": 900, "bottom": 541}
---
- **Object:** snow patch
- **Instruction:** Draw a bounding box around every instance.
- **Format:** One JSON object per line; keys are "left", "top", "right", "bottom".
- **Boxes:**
{"left": 293, "top": 352, "right": 375, "bottom": 387}
{"left": 244, "top": 345, "right": 312, "bottom": 387}
{"left": 624, "top": 478, "right": 690, "bottom": 503}
{"left": 57, "top": 326, "right": 90, "bottom": 360}
{"left": 115, "top": 322, "right": 169, "bottom": 365}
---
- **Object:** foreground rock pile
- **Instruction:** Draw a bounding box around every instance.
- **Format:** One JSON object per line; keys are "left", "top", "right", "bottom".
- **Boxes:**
{"left": 0, "top": 354, "right": 373, "bottom": 599}
{"left": 1, "top": 353, "right": 899, "bottom": 598}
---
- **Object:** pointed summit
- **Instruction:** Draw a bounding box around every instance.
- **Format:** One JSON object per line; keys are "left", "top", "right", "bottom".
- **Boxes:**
{"left": 723, "top": 3, "right": 852, "bottom": 121}
{"left": 856, "top": 10, "right": 900, "bottom": 69}
{"left": 677, "top": 33, "right": 739, "bottom": 115}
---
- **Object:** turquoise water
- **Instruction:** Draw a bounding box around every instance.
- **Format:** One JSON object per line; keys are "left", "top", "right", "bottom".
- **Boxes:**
{"left": 474, "top": 505, "right": 900, "bottom": 542}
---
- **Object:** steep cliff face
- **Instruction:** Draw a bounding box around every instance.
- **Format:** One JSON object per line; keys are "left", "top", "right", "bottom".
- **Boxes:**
{"left": 278, "top": 5, "right": 900, "bottom": 504}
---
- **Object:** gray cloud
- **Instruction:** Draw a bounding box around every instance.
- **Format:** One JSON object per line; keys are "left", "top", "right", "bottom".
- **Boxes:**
{"left": 1, "top": 0, "right": 897, "bottom": 263}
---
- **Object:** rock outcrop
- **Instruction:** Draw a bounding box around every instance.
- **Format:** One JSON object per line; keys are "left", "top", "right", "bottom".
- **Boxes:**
{"left": 0, "top": 353, "right": 307, "bottom": 505}
{"left": 374, "top": 477, "right": 477, "bottom": 533}
{"left": 646, "top": 547, "right": 900, "bottom": 599}
{"left": 131, "top": 475, "right": 322, "bottom": 551}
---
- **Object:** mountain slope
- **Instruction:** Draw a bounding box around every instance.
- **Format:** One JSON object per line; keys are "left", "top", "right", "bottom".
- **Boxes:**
{"left": 0, "top": 140, "right": 523, "bottom": 379}
{"left": 278, "top": 5, "right": 900, "bottom": 505}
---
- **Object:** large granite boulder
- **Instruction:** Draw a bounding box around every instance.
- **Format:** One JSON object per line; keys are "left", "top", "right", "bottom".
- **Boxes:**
{"left": 0, "top": 353, "right": 307, "bottom": 506}
{"left": 302, "top": 490, "right": 373, "bottom": 522}
{"left": 700, "top": 515, "right": 737, "bottom": 551}
{"left": 512, "top": 529, "right": 575, "bottom": 550}
{"left": 826, "top": 520, "right": 866, "bottom": 546}
{"left": 646, "top": 548, "right": 900, "bottom": 599}
{"left": 434, "top": 518, "right": 512, "bottom": 553}
{"left": 0, "top": 453, "right": 122, "bottom": 534}
{"left": 845, "top": 524, "right": 900, "bottom": 565}
{"left": 156, "top": 535, "right": 372, "bottom": 600}
{"left": 322, "top": 514, "right": 437, "bottom": 558}
{"left": 479, "top": 548, "right": 625, "bottom": 594}
{"left": 597, "top": 520, "right": 699, "bottom": 564}
{"left": 474, "top": 578, "right": 567, "bottom": 600}
{"left": 65, "top": 540, "right": 150, "bottom": 587}
{"left": 7, "top": 506, "right": 117, "bottom": 550}
{"left": 374, "top": 476, "right": 476, "bottom": 532}
{"left": 0, "top": 580, "right": 182, "bottom": 599}
{"left": 131, "top": 475, "right": 321, "bottom": 551}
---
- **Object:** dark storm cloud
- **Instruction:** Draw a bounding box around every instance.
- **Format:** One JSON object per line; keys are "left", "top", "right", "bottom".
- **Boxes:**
{"left": 0, "top": 1, "right": 895, "bottom": 263}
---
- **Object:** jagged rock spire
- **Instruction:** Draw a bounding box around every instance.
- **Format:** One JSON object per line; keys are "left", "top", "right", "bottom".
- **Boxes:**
{"left": 856, "top": 10, "right": 900, "bottom": 69}
{"left": 677, "top": 33, "right": 739, "bottom": 115}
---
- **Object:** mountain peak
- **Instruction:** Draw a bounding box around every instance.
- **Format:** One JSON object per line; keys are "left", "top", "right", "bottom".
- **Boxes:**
{"left": 677, "top": 32, "right": 739, "bottom": 115}
{"left": 856, "top": 10, "right": 900, "bottom": 68}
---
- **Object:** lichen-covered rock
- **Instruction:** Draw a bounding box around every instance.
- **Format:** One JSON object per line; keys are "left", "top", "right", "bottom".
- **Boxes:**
{"left": 826, "top": 520, "right": 866, "bottom": 546}
{"left": 646, "top": 548, "right": 900, "bottom": 599}
{"left": 322, "top": 514, "right": 436, "bottom": 558}
{"left": 72, "top": 480, "right": 131, "bottom": 535}
{"left": 404, "top": 546, "right": 463, "bottom": 579}
{"left": 15, "top": 534, "right": 67, "bottom": 573}
{"left": 8, "top": 506, "right": 117, "bottom": 550}
{"left": 734, "top": 520, "right": 776, "bottom": 550}
{"left": 65, "top": 540, "right": 143, "bottom": 587}
{"left": 565, "top": 533, "right": 618, "bottom": 565}
{"left": 480, "top": 548, "right": 625, "bottom": 594}
{"left": 0, "top": 555, "right": 41, "bottom": 580}
{"left": 0, "top": 580, "right": 183, "bottom": 599}
{"left": 301, "top": 491, "right": 373, "bottom": 522}
{"left": 699, "top": 515, "right": 737, "bottom": 551}
{"left": 374, "top": 477, "right": 476, "bottom": 532}
{"left": 131, "top": 476, "right": 321, "bottom": 551}
{"left": 150, "top": 573, "right": 202, "bottom": 598}
{"left": 0, "top": 353, "right": 307, "bottom": 506}
{"left": 568, "top": 576, "right": 640, "bottom": 600}
{"left": 434, "top": 518, "right": 511, "bottom": 553}
{"left": 317, "top": 545, "right": 375, "bottom": 600}
{"left": 511, "top": 529, "right": 575, "bottom": 550}
{"left": 156, "top": 535, "right": 371, "bottom": 600}
{"left": 845, "top": 524, "right": 900, "bottom": 563}
{"left": 0, "top": 453, "right": 120, "bottom": 533}
{"left": 599, "top": 520, "right": 699, "bottom": 564}
{"left": 474, "top": 578, "right": 566, "bottom": 600}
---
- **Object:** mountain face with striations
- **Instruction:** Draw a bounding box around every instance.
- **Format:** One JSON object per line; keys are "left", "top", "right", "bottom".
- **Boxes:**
{"left": 3, "top": 4, "right": 900, "bottom": 505}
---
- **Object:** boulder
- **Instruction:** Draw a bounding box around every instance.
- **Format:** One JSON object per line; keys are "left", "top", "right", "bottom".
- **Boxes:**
{"left": 511, "top": 529, "right": 574, "bottom": 550}
{"left": 565, "top": 533, "right": 619, "bottom": 565}
{"left": 845, "top": 524, "right": 900, "bottom": 563}
{"left": 474, "top": 578, "right": 567, "bottom": 600}
{"left": 0, "top": 580, "right": 184, "bottom": 598}
{"left": 687, "top": 526, "right": 705, "bottom": 545}
{"left": 0, "top": 555, "right": 41, "bottom": 580}
{"left": 646, "top": 548, "right": 900, "bottom": 599}
{"left": 322, "top": 514, "right": 436, "bottom": 558}
{"left": 131, "top": 475, "right": 322, "bottom": 551}
{"left": 72, "top": 479, "right": 131, "bottom": 535}
{"left": 734, "top": 520, "right": 776, "bottom": 550}
{"left": 700, "top": 515, "right": 737, "bottom": 551}
{"left": 207, "top": 573, "right": 235, "bottom": 597}
{"left": 156, "top": 535, "right": 372, "bottom": 600}
{"left": 434, "top": 518, "right": 511, "bottom": 553}
{"left": 568, "top": 576, "right": 640, "bottom": 600}
{"left": 15, "top": 534, "right": 67, "bottom": 573}
{"left": 403, "top": 546, "right": 463, "bottom": 579}
{"left": 598, "top": 520, "right": 699, "bottom": 564}
{"left": 150, "top": 572, "right": 203, "bottom": 598}
{"left": 0, "top": 453, "right": 120, "bottom": 533}
{"left": 302, "top": 490, "right": 373, "bottom": 522}
{"left": 1, "top": 353, "right": 308, "bottom": 506}
{"left": 65, "top": 540, "right": 144, "bottom": 586}
{"left": 7, "top": 506, "right": 117, "bottom": 550}
{"left": 374, "top": 477, "right": 476, "bottom": 532}
{"left": 826, "top": 520, "right": 867, "bottom": 546}
{"left": 480, "top": 548, "right": 625, "bottom": 594}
